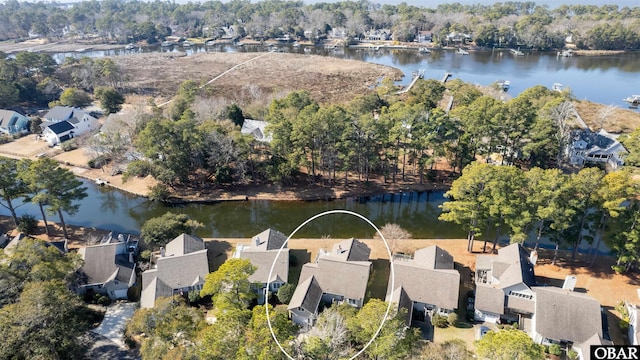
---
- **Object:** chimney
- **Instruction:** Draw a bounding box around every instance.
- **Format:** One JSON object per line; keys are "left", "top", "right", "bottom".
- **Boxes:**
{"left": 338, "top": 245, "right": 343, "bottom": 253}
{"left": 129, "top": 251, "right": 134, "bottom": 263}
{"left": 118, "top": 234, "right": 124, "bottom": 243}
{"left": 255, "top": 236, "right": 261, "bottom": 246}
{"left": 160, "top": 247, "right": 165, "bottom": 257}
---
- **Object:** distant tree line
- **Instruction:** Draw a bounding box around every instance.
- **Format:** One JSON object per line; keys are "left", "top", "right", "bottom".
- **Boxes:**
{"left": 1, "top": 0, "right": 640, "bottom": 50}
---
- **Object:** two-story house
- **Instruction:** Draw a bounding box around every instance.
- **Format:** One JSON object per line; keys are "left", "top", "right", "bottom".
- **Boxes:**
{"left": 386, "top": 245, "right": 460, "bottom": 326}
{"left": 233, "top": 228, "right": 289, "bottom": 304}
{"left": 41, "top": 106, "right": 98, "bottom": 145}
{"left": 288, "top": 238, "right": 371, "bottom": 327}
{"left": 0, "top": 109, "right": 30, "bottom": 136}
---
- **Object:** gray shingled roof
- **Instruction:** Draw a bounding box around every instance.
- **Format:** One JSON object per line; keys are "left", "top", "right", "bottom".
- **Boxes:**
{"left": 299, "top": 257, "right": 371, "bottom": 302}
{"left": 475, "top": 243, "right": 536, "bottom": 289}
{"left": 241, "top": 248, "right": 289, "bottom": 284}
{"left": 288, "top": 276, "right": 322, "bottom": 312}
{"left": 533, "top": 286, "right": 603, "bottom": 343}
{"left": 0, "top": 109, "right": 24, "bottom": 128}
{"left": 164, "top": 234, "right": 205, "bottom": 256}
{"left": 44, "top": 106, "right": 75, "bottom": 121}
{"left": 505, "top": 294, "right": 535, "bottom": 314}
{"left": 387, "top": 263, "right": 459, "bottom": 310}
{"left": 251, "top": 228, "right": 287, "bottom": 251}
{"left": 413, "top": 245, "right": 454, "bottom": 270}
{"left": 78, "top": 243, "right": 134, "bottom": 285}
{"left": 329, "top": 238, "right": 371, "bottom": 262}
{"left": 475, "top": 283, "right": 505, "bottom": 315}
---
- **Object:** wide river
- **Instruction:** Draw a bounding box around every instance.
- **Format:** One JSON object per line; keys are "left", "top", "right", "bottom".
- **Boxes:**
{"left": 8, "top": 44, "right": 637, "bottom": 252}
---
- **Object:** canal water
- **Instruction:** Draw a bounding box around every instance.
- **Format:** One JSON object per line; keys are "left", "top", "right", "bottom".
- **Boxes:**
{"left": 5, "top": 45, "right": 634, "bottom": 251}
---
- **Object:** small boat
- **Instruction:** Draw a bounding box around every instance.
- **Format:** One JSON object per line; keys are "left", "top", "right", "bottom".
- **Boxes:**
{"left": 496, "top": 80, "right": 510, "bottom": 91}
{"left": 235, "top": 41, "right": 244, "bottom": 47}
{"left": 125, "top": 43, "right": 135, "bottom": 50}
{"left": 552, "top": 83, "right": 563, "bottom": 92}
{"left": 304, "top": 47, "right": 312, "bottom": 53}
{"left": 373, "top": 45, "right": 380, "bottom": 51}
{"left": 205, "top": 39, "right": 217, "bottom": 46}
{"left": 623, "top": 95, "right": 640, "bottom": 105}
{"left": 457, "top": 48, "right": 469, "bottom": 55}
{"left": 419, "top": 47, "right": 430, "bottom": 54}
{"left": 510, "top": 48, "right": 524, "bottom": 56}
{"left": 161, "top": 41, "right": 172, "bottom": 47}
{"left": 292, "top": 42, "right": 300, "bottom": 48}
{"left": 182, "top": 41, "right": 192, "bottom": 47}
{"left": 95, "top": 178, "right": 109, "bottom": 186}
{"left": 557, "top": 49, "right": 573, "bottom": 57}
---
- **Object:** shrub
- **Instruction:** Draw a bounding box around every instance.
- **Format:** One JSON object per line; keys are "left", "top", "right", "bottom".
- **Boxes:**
{"left": 277, "top": 283, "right": 295, "bottom": 304}
{"left": 60, "top": 140, "right": 78, "bottom": 152}
{"left": 17, "top": 214, "right": 38, "bottom": 234}
{"left": 140, "top": 249, "right": 152, "bottom": 261}
{"left": 0, "top": 135, "right": 12, "bottom": 144}
{"left": 567, "top": 349, "right": 578, "bottom": 360}
{"left": 188, "top": 289, "right": 201, "bottom": 303}
{"left": 497, "top": 324, "right": 504, "bottom": 329}
{"left": 96, "top": 295, "right": 111, "bottom": 306}
{"left": 432, "top": 314, "right": 449, "bottom": 328}
{"left": 447, "top": 312, "right": 459, "bottom": 327}
{"left": 549, "top": 344, "right": 562, "bottom": 356}
{"left": 512, "top": 322, "right": 519, "bottom": 329}
{"left": 123, "top": 160, "right": 153, "bottom": 182}
{"left": 148, "top": 184, "right": 170, "bottom": 202}
{"left": 88, "top": 155, "right": 111, "bottom": 169}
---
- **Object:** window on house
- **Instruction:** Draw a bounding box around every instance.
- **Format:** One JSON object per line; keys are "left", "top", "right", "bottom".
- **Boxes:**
{"left": 347, "top": 298, "right": 358, "bottom": 306}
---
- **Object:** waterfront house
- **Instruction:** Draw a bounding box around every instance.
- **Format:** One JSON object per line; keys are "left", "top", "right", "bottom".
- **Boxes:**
{"left": 364, "top": 29, "right": 391, "bottom": 41}
{"left": 288, "top": 238, "right": 372, "bottom": 327}
{"left": 234, "top": 228, "right": 289, "bottom": 304}
{"left": 567, "top": 128, "right": 627, "bottom": 170}
{"left": 386, "top": 245, "right": 460, "bottom": 326}
{"left": 77, "top": 232, "right": 138, "bottom": 300}
{"left": 415, "top": 31, "right": 433, "bottom": 43}
{"left": 0, "top": 109, "right": 30, "bottom": 136}
{"left": 140, "top": 234, "right": 209, "bottom": 308}
{"left": 531, "top": 286, "right": 610, "bottom": 360}
{"left": 43, "top": 105, "right": 99, "bottom": 137}
{"left": 474, "top": 243, "right": 536, "bottom": 325}
{"left": 42, "top": 120, "right": 75, "bottom": 145}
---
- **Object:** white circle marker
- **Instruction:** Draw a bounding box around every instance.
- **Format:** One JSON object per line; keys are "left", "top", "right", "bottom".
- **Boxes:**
{"left": 265, "top": 209, "right": 396, "bottom": 360}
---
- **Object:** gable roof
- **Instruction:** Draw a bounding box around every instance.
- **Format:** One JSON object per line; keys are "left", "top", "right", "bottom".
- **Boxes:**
{"left": 44, "top": 106, "right": 75, "bottom": 121}
{"left": 328, "top": 238, "right": 371, "bottom": 262}
{"left": 237, "top": 228, "right": 289, "bottom": 285}
{"left": 476, "top": 243, "right": 536, "bottom": 289}
{"left": 250, "top": 228, "right": 287, "bottom": 251}
{"left": 78, "top": 242, "right": 134, "bottom": 285}
{"left": 386, "top": 246, "right": 459, "bottom": 310}
{"left": 299, "top": 256, "right": 371, "bottom": 302}
{"left": 46, "top": 120, "right": 75, "bottom": 135}
{"left": 0, "top": 109, "right": 26, "bottom": 128}
{"left": 533, "top": 286, "right": 603, "bottom": 343}
{"left": 241, "top": 119, "right": 272, "bottom": 142}
{"left": 164, "top": 233, "right": 205, "bottom": 256}
{"left": 288, "top": 275, "right": 323, "bottom": 313}
{"left": 413, "top": 245, "right": 454, "bottom": 270}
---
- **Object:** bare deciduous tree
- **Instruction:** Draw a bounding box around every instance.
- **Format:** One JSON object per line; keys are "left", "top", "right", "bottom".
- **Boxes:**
{"left": 375, "top": 223, "right": 412, "bottom": 254}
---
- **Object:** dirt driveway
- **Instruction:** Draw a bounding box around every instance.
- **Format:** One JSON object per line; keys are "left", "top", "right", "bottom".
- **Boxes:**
{"left": 0, "top": 134, "right": 51, "bottom": 159}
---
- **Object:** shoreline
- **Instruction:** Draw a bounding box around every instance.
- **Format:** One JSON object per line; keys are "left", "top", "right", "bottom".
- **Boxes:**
{"left": 3, "top": 211, "right": 634, "bottom": 311}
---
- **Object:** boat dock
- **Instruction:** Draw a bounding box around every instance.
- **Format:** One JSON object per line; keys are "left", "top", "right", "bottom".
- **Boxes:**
{"left": 442, "top": 72, "right": 452, "bottom": 83}
{"left": 623, "top": 95, "right": 640, "bottom": 106}
{"left": 397, "top": 69, "right": 425, "bottom": 94}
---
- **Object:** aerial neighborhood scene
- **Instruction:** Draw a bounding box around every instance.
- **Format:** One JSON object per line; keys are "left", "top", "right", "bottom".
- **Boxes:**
{"left": 2, "top": 0, "right": 640, "bottom": 359}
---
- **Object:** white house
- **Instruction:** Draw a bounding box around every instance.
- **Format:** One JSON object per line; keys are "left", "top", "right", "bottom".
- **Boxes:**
{"left": 567, "top": 128, "right": 627, "bottom": 169}
{"left": 42, "top": 106, "right": 99, "bottom": 144}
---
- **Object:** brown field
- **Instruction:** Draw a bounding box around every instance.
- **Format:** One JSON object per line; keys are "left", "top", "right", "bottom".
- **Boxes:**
{"left": 114, "top": 51, "right": 403, "bottom": 104}
{"left": 575, "top": 101, "right": 640, "bottom": 133}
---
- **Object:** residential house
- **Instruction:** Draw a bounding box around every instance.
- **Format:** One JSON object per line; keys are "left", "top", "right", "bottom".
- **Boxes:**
{"left": 415, "top": 31, "right": 433, "bottom": 43}
{"left": 0, "top": 109, "right": 30, "bottom": 136}
{"left": 386, "top": 245, "right": 460, "bottom": 326}
{"left": 77, "top": 232, "right": 138, "bottom": 300}
{"left": 364, "top": 29, "right": 391, "bottom": 41}
{"left": 288, "top": 238, "right": 372, "bottom": 327}
{"left": 140, "top": 234, "right": 209, "bottom": 308}
{"left": 234, "top": 228, "right": 289, "bottom": 304}
{"left": 3, "top": 233, "right": 67, "bottom": 258}
{"left": 241, "top": 119, "right": 272, "bottom": 143}
{"left": 42, "top": 120, "right": 76, "bottom": 145}
{"left": 474, "top": 243, "right": 536, "bottom": 325}
{"left": 531, "top": 286, "right": 610, "bottom": 360}
{"left": 627, "top": 301, "right": 640, "bottom": 345}
{"left": 328, "top": 28, "right": 348, "bottom": 39}
{"left": 567, "top": 128, "right": 627, "bottom": 170}
{"left": 42, "top": 106, "right": 99, "bottom": 143}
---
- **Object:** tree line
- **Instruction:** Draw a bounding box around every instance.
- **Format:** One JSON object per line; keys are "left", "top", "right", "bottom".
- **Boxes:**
{"left": 440, "top": 162, "right": 640, "bottom": 273}
{"left": 1, "top": 0, "right": 640, "bottom": 50}
{"left": 0, "top": 157, "right": 87, "bottom": 239}
{"left": 120, "top": 77, "right": 583, "bottom": 196}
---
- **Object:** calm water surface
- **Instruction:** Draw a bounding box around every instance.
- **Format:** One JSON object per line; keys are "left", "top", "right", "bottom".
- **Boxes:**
{"left": 22, "top": 45, "right": 636, "bottom": 248}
